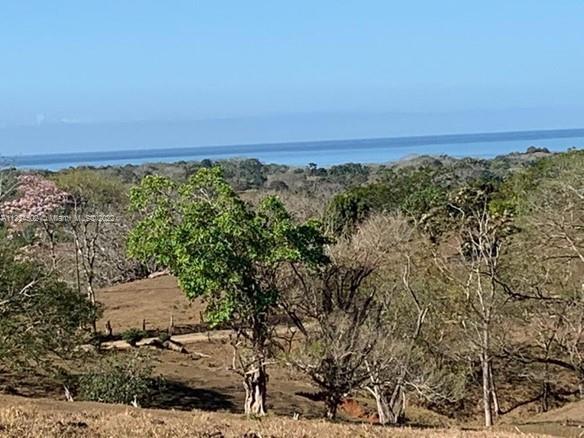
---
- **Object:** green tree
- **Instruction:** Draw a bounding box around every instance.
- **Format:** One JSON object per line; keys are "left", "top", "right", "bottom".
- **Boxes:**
{"left": 127, "top": 167, "right": 328, "bottom": 415}
{"left": 325, "top": 166, "right": 449, "bottom": 238}
{"left": 0, "top": 245, "right": 97, "bottom": 373}
{"left": 219, "top": 158, "right": 267, "bottom": 190}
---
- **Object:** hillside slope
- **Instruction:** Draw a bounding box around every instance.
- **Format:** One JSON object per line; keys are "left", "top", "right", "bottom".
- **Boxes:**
{"left": 97, "top": 275, "right": 204, "bottom": 333}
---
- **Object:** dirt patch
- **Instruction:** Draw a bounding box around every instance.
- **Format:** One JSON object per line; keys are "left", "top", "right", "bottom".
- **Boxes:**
{"left": 97, "top": 275, "right": 205, "bottom": 333}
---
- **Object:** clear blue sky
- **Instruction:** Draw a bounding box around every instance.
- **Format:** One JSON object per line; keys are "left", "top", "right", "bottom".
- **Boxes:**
{"left": 2, "top": 1, "right": 584, "bottom": 154}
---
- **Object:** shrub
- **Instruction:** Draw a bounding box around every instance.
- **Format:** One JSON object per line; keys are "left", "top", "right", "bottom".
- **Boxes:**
{"left": 77, "top": 351, "right": 160, "bottom": 406}
{"left": 121, "top": 328, "right": 147, "bottom": 346}
{"left": 157, "top": 332, "right": 171, "bottom": 343}
{"left": 0, "top": 247, "right": 97, "bottom": 372}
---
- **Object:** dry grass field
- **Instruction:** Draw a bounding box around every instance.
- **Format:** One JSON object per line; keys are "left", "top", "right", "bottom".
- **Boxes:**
{"left": 0, "top": 395, "right": 550, "bottom": 438}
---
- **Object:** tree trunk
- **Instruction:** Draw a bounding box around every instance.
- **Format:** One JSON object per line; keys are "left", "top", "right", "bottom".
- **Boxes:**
{"left": 324, "top": 393, "right": 342, "bottom": 420}
{"left": 541, "top": 380, "right": 550, "bottom": 413}
{"left": 389, "top": 384, "right": 405, "bottom": 424}
{"left": 42, "top": 222, "right": 57, "bottom": 271}
{"left": 478, "top": 316, "right": 494, "bottom": 428}
{"left": 243, "top": 363, "right": 267, "bottom": 416}
{"left": 371, "top": 385, "right": 405, "bottom": 425}
{"left": 86, "top": 280, "right": 97, "bottom": 333}
{"left": 370, "top": 384, "right": 391, "bottom": 425}
{"left": 74, "top": 245, "right": 81, "bottom": 294}
{"left": 481, "top": 350, "right": 493, "bottom": 427}
{"left": 489, "top": 363, "right": 500, "bottom": 419}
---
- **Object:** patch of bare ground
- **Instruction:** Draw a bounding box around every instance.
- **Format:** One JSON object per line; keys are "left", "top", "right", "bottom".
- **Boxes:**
{"left": 96, "top": 275, "right": 205, "bottom": 333}
{"left": 0, "top": 395, "right": 544, "bottom": 438}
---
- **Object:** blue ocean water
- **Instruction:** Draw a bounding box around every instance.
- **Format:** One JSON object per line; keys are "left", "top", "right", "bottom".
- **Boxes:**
{"left": 7, "top": 129, "right": 584, "bottom": 170}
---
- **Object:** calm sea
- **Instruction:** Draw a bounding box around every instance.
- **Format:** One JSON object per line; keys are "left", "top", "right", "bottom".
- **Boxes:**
{"left": 7, "top": 128, "right": 584, "bottom": 170}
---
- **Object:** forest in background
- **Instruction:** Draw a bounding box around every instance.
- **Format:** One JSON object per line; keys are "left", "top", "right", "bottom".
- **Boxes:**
{"left": 0, "top": 145, "right": 583, "bottom": 431}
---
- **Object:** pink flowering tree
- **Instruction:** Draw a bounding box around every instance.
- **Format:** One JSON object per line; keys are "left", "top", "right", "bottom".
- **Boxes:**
{"left": 0, "top": 174, "right": 70, "bottom": 268}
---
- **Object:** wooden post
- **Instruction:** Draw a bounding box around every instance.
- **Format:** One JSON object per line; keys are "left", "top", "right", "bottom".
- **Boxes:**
{"left": 169, "top": 314, "right": 174, "bottom": 336}
{"left": 105, "top": 320, "right": 112, "bottom": 337}
{"left": 142, "top": 319, "right": 146, "bottom": 332}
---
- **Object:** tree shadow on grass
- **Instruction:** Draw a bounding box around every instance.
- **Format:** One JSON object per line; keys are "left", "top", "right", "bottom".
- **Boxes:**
{"left": 150, "top": 380, "right": 235, "bottom": 412}
{"left": 0, "top": 373, "right": 62, "bottom": 399}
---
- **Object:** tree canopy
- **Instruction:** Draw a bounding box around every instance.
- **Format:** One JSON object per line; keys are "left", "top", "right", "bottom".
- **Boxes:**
{"left": 128, "top": 166, "right": 328, "bottom": 327}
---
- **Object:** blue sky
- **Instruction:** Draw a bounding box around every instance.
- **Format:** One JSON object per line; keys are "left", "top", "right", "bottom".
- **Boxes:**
{"left": 2, "top": 1, "right": 584, "bottom": 154}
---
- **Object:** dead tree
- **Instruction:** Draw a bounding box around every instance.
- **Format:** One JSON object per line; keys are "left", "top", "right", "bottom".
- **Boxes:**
{"left": 434, "top": 187, "right": 515, "bottom": 428}
{"left": 343, "top": 213, "right": 439, "bottom": 425}
{"left": 286, "top": 258, "right": 383, "bottom": 420}
{"left": 515, "top": 172, "right": 584, "bottom": 399}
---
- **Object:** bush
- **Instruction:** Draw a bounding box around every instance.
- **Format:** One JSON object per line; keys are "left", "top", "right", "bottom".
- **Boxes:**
{"left": 121, "top": 328, "right": 147, "bottom": 346}
{"left": 158, "top": 332, "right": 171, "bottom": 343}
{"left": 77, "top": 351, "right": 161, "bottom": 406}
{"left": 0, "top": 247, "right": 97, "bottom": 372}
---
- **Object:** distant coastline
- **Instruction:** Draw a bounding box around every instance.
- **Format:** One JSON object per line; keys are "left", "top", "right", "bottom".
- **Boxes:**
{"left": 6, "top": 127, "right": 584, "bottom": 170}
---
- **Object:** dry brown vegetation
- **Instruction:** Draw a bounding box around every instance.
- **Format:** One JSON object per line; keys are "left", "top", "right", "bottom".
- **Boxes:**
{"left": 0, "top": 395, "right": 548, "bottom": 438}
{"left": 90, "top": 276, "right": 584, "bottom": 437}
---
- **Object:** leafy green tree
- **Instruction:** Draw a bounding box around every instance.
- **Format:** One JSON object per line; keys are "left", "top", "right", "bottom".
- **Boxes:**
{"left": 127, "top": 167, "right": 328, "bottom": 415}
{"left": 325, "top": 166, "right": 449, "bottom": 238}
{"left": 327, "top": 162, "right": 369, "bottom": 186}
{"left": 493, "top": 149, "right": 584, "bottom": 216}
{"left": 219, "top": 158, "right": 267, "bottom": 190}
{"left": 324, "top": 190, "right": 373, "bottom": 237}
{"left": 0, "top": 245, "right": 97, "bottom": 373}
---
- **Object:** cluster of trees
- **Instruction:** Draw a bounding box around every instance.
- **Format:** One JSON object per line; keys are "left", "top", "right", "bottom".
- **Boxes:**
{"left": 0, "top": 148, "right": 582, "bottom": 428}
{"left": 128, "top": 152, "right": 584, "bottom": 426}
{"left": 320, "top": 150, "right": 584, "bottom": 426}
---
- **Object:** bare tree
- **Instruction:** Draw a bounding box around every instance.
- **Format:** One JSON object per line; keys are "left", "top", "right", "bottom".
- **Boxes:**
{"left": 283, "top": 213, "right": 467, "bottom": 423}
{"left": 364, "top": 281, "right": 427, "bottom": 424}
{"left": 346, "top": 214, "right": 427, "bottom": 424}
{"left": 433, "top": 187, "right": 515, "bottom": 427}
{"left": 352, "top": 214, "right": 467, "bottom": 425}
{"left": 285, "top": 255, "right": 383, "bottom": 419}
{"left": 516, "top": 171, "right": 584, "bottom": 397}
{"left": 55, "top": 169, "right": 132, "bottom": 332}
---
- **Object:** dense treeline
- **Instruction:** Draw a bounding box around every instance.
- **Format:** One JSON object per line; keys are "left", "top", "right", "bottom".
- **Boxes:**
{"left": 0, "top": 147, "right": 582, "bottom": 428}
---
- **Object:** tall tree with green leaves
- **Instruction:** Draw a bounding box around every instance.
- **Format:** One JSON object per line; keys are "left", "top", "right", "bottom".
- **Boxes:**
{"left": 127, "top": 167, "right": 328, "bottom": 415}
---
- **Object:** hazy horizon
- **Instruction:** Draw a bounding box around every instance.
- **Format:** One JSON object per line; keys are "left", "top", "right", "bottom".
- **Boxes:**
{"left": 4, "top": 108, "right": 584, "bottom": 156}
{"left": 2, "top": 1, "right": 584, "bottom": 156}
